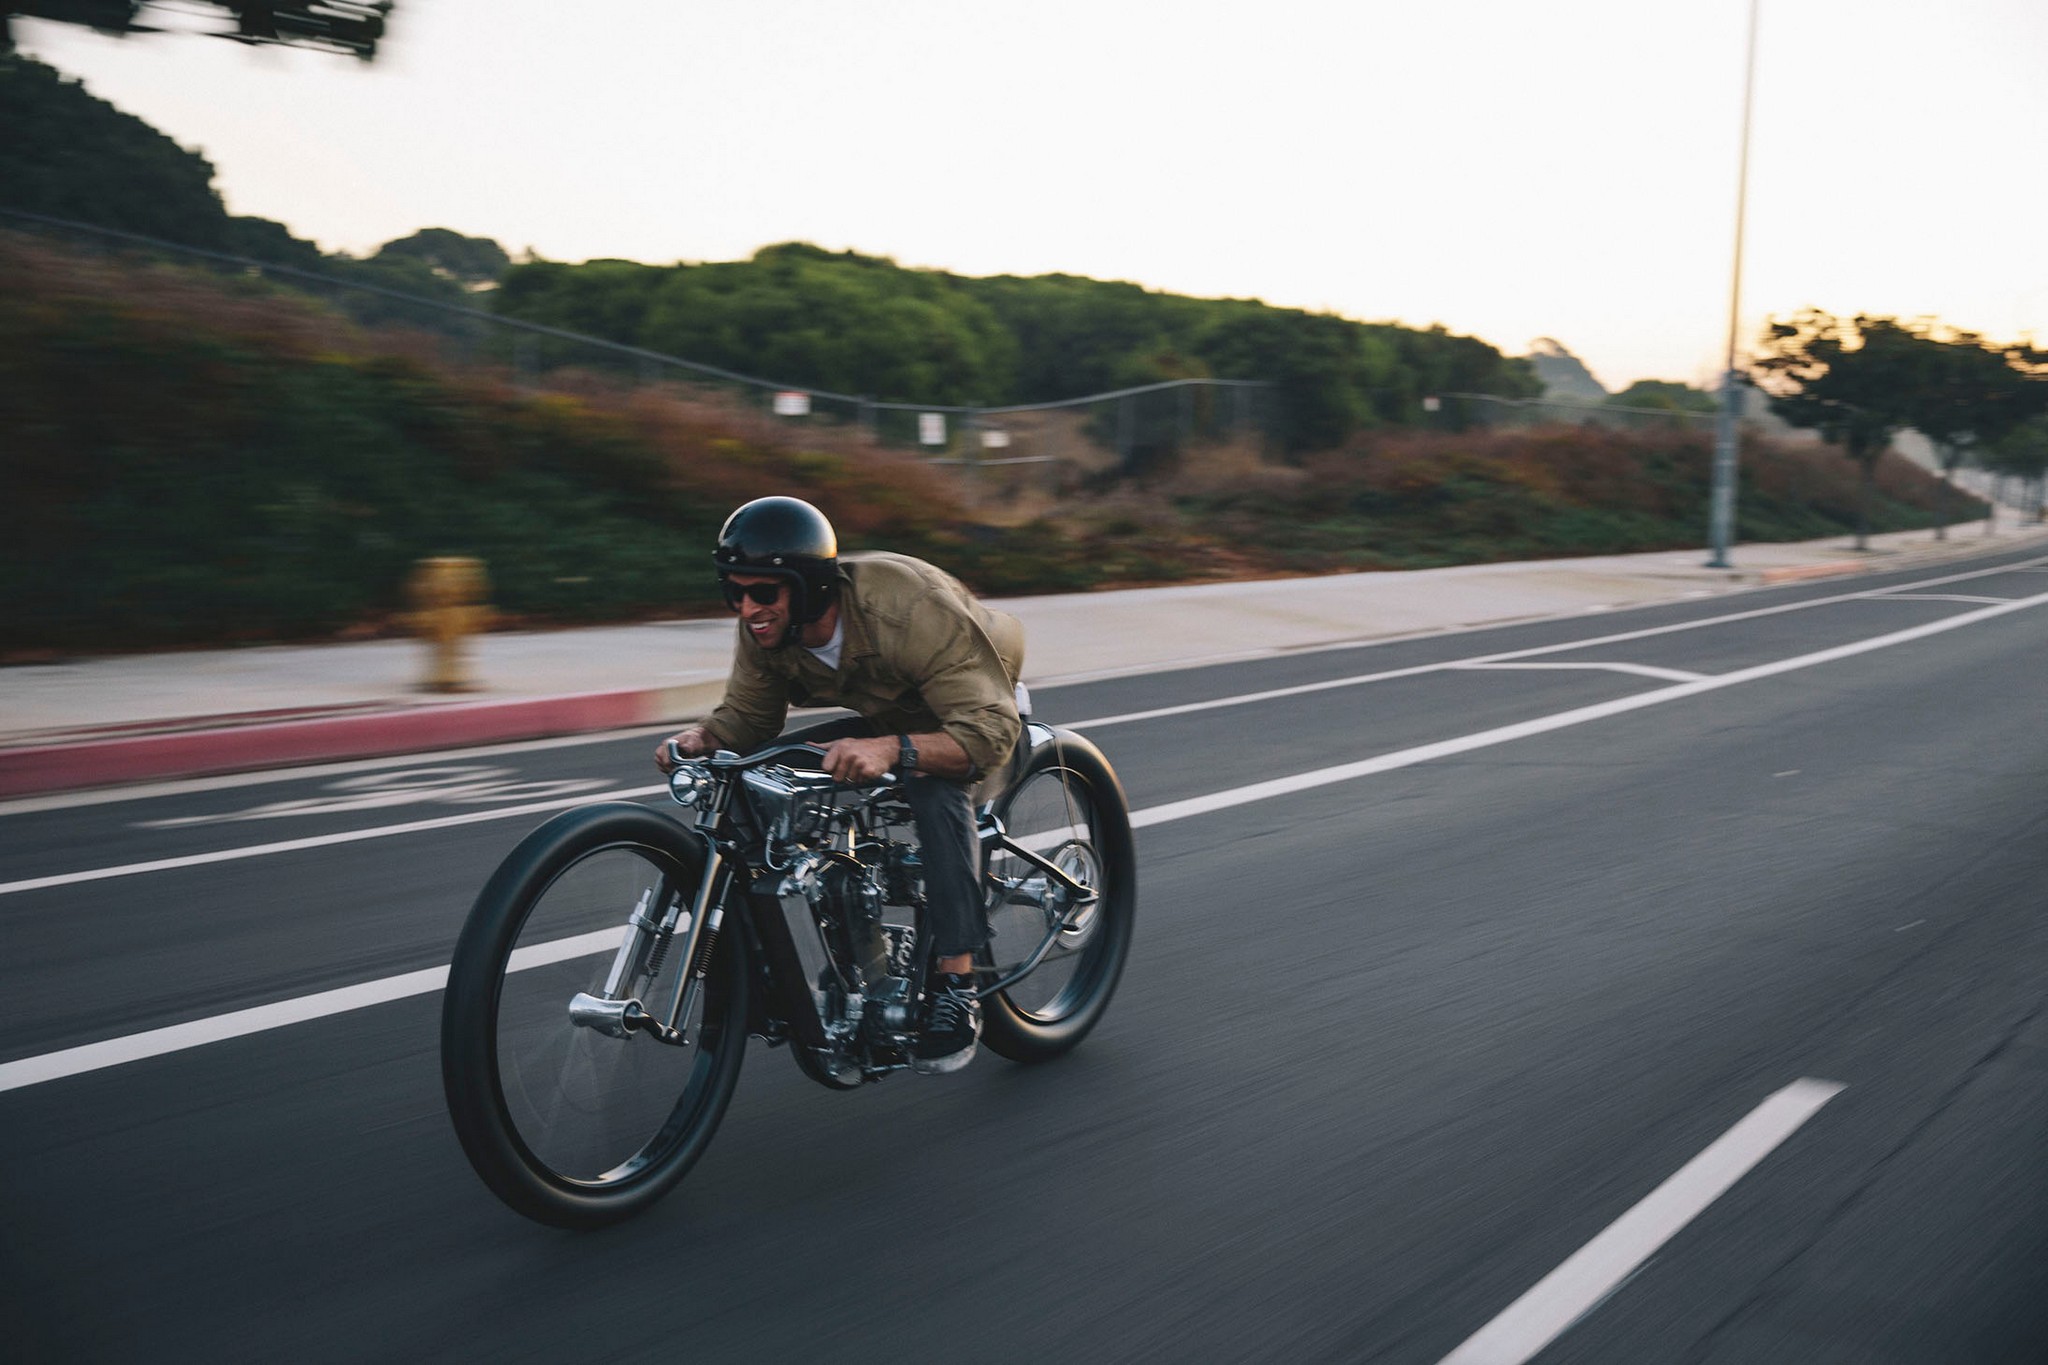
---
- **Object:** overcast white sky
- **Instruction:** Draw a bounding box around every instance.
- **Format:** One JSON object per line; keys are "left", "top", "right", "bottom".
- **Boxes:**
{"left": 18, "top": 0, "right": 2048, "bottom": 392}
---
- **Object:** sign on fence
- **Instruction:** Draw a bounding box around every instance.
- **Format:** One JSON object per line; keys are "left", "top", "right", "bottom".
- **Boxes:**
{"left": 773, "top": 391, "right": 812, "bottom": 417}
{"left": 919, "top": 413, "right": 947, "bottom": 445}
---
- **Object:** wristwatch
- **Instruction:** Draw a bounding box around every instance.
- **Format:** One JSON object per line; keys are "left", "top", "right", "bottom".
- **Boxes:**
{"left": 896, "top": 734, "right": 919, "bottom": 773}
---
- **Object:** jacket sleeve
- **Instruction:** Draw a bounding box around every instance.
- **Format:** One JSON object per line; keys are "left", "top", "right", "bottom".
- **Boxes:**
{"left": 901, "top": 597, "right": 1021, "bottom": 777}
{"left": 703, "top": 629, "right": 790, "bottom": 755}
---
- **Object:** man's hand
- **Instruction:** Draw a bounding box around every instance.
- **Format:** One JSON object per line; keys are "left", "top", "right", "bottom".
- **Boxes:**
{"left": 654, "top": 726, "right": 715, "bottom": 773}
{"left": 818, "top": 735, "right": 900, "bottom": 784}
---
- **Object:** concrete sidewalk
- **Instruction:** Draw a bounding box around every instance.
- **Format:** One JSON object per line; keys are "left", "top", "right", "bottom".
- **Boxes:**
{"left": 4, "top": 522, "right": 2042, "bottom": 798}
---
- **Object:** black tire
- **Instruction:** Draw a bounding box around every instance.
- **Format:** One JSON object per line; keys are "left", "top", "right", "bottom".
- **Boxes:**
{"left": 978, "top": 731, "right": 1135, "bottom": 1062}
{"left": 441, "top": 803, "right": 748, "bottom": 1228}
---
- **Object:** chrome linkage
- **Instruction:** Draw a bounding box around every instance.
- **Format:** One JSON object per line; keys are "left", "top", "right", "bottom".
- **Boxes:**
{"left": 968, "top": 826, "right": 1099, "bottom": 1001}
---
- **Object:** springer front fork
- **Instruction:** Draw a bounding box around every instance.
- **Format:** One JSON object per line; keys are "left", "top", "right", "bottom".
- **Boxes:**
{"left": 568, "top": 847, "right": 729, "bottom": 1045}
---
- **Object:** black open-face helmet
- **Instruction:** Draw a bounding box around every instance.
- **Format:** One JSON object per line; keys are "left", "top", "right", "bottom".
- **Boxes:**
{"left": 712, "top": 496, "right": 840, "bottom": 631}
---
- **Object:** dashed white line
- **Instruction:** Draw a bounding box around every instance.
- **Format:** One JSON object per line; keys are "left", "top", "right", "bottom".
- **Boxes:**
{"left": 1438, "top": 1079, "right": 1846, "bottom": 1365}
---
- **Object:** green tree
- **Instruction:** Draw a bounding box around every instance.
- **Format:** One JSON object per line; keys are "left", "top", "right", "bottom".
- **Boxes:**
{"left": 1196, "top": 308, "right": 1389, "bottom": 452}
{"left": 1900, "top": 328, "right": 2048, "bottom": 537}
{"left": 374, "top": 228, "right": 511, "bottom": 289}
{"left": 494, "top": 258, "right": 666, "bottom": 342}
{"left": 1753, "top": 310, "right": 1930, "bottom": 549}
{"left": 495, "top": 242, "right": 1539, "bottom": 452}
{"left": 1982, "top": 415, "right": 2048, "bottom": 525}
{"left": 634, "top": 243, "right": 1017, "bottom": 405}
{"left": 1607, "top": 379, "right": 1717, "bottom": 415}
{"left": 0, "top": 53, "right": 228, "bottom": 244}
{"left": 0, "top": 53, "right": 330, "bottom": 267}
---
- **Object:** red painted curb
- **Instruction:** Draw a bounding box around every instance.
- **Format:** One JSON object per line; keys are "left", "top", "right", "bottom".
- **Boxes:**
{"left": 0, "top": 689, "right": 662, "bottom": 798}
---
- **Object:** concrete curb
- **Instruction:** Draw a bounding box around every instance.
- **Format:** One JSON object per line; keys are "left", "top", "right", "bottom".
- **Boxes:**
{"left": 0, "top": 680, "right": 726, "bottom": 798}
{"left": 1755, "top": 559, "right": 1869, "bottom": 585}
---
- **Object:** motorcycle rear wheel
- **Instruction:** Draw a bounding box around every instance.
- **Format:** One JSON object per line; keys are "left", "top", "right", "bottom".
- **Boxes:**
{"left": 441, "top": 803, "right": 748, "bottom": 1228}
{"left": 979, "top": 732, "right": 1136, "bottom": 1062}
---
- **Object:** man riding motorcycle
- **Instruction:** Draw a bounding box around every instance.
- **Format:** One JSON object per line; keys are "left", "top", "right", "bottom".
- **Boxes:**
{"left": 655, "top": 496, "right": 1026, "bottom": 1073}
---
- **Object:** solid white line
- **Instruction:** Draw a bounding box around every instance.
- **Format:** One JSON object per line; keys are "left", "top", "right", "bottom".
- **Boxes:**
{"left": 1438, "top": 1079, "right": 1845, "bottom": 1365}
{"left": 1129, "top": 590, "right": 2048, "bottom": 830}
{"left": 1070, "top": 554, "right": 2048, "bottom": 731}
{"left": 1868, "top": 593, "right": 2013, "bottom": 605}
{"left": 1451, "top": 661, "right": 1709, "bottom": 683}
{"left": 0, "top": 928, "right": 621, "bottom": 1095}
{"left": 0, "top": 785, "right": 667, "bottom": 897}
{"left": 0, "top": 965, "right": 442, "bottom": 1094}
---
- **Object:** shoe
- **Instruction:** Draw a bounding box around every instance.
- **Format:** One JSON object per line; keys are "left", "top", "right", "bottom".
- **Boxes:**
{"left": 909, "top": 972, "right": 981, "bottom": 1075}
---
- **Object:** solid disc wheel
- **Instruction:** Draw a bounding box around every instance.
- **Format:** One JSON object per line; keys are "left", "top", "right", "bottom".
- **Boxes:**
{"left": 978, "top": 732, "right": 1136, "bottom": 1062}
{"left": 441, "top": 803, "right": 748, "bottom": 1228}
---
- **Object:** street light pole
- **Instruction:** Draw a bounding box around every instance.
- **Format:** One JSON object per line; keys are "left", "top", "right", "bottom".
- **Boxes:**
{"left": 1707, "top": 0, "right": 1761, "bottom": 569}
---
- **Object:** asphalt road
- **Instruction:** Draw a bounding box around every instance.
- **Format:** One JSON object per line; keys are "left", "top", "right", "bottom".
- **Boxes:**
{"left": 3, "top": 546, "right": 2046, "bottom": 1364}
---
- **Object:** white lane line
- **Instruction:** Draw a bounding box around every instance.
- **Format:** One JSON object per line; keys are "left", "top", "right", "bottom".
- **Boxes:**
{"left": 1130, "top": 590, "right": 2048, "bottom": 830}
{"left": 0, "top": 786, "right": 667, "bottom": 897}
{"left": 1450, "top": 662, "right": 1710, "bottom": 683}
{"left": 1069, "top": 554, "right": 2048, "bottom": 730}
{"left": 1438, "top": 1079, "right": 1845, "bottom": 1365}
{"left": 0, "top": 724, "right": 684, "bottom": 818}
{"left": 1868, "top": 593, "right": 2013, "bottom": 605}
{"left": 0, "top": 966, "right": 440, "bottom": 1094}
{"left": 2, "top": 590, "right": 2043, "bottom": 1092}
{"left": 0, "top": 929, "right": 620, "bottom": 1094}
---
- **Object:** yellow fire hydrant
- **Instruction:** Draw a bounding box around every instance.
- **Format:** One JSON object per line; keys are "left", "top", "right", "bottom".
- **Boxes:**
{"left": 407, "top": 556, "right": 492, "bottom": 693}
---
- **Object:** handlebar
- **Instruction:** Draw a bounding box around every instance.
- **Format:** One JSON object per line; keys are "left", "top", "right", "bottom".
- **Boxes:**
{"left": 668, "top": 738, "right": 899, "bottom": 786}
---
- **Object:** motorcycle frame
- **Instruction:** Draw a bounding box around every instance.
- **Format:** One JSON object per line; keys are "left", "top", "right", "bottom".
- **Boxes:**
{"left": 652, "top": 723, "right": 1095, "bottom": 1076}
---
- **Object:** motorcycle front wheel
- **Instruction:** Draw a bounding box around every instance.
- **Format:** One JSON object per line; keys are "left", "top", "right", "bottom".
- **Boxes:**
{"left": 979, "top": 731, "right": 1136, "bottom": 1062}
{"left": 441, "top": 803, "right": 748, "bottom": 1228}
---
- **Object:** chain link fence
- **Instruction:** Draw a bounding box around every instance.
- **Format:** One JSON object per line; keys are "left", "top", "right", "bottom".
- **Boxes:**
{"left": 2, "top": 207, "right": 1275, "bottom": 495}
{"left": 1429, "top": 391, "right": 1722, "bottom": 433}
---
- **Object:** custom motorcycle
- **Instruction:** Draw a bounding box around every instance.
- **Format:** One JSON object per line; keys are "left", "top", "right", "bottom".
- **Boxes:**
{"left": 440, "top": 722, "right": 1135, "bottom": 1227}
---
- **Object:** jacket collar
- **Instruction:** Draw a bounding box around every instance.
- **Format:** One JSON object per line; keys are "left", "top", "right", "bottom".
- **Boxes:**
{"left": 834, "top": 562, "right": 878, "bottom": 665}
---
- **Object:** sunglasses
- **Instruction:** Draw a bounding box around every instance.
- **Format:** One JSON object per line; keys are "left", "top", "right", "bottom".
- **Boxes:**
{"left": 721, "top": 579, "right": 787, "bottom": 610}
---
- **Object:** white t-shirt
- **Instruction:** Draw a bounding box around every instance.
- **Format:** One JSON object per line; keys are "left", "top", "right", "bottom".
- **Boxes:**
{"left": 805, "top": 617, "right": 845, "bottom": 672}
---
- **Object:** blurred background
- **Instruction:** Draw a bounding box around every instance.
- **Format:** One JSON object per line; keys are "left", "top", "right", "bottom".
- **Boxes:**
{"left": 4, "top": 1, "right": 2047, "bottom": 657}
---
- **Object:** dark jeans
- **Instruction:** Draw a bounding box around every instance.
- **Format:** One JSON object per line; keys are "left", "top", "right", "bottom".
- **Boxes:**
{"left": 769, "top": 717, "right": 986, "bottom": 961}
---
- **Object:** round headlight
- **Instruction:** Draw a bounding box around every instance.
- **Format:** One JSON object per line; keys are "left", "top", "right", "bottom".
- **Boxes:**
{"left": 668, "top": 764, "right": 713, "bottom": 807}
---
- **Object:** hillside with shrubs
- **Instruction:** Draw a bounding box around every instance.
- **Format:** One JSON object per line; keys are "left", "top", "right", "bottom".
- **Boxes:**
{"left": 0, "top": 227, "right": 1962, "bottom": 658}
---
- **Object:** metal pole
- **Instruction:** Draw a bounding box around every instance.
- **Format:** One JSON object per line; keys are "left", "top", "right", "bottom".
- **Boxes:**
{"left": 1707, "top": 0, "right": 1760, "bottom": 569}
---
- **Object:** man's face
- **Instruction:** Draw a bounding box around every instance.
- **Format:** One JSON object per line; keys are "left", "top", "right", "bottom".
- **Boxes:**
{"left": 726, "top": 572, "right": 792, "bottom": 648}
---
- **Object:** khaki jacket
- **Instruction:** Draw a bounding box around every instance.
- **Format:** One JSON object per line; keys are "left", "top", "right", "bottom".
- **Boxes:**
{"left": 704, "top": 552, "right": 1025, "bottom": 777}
